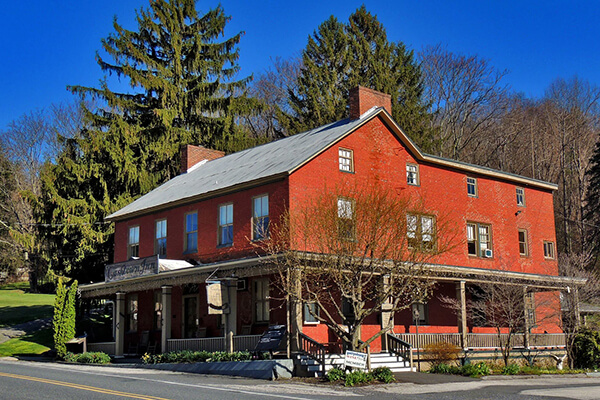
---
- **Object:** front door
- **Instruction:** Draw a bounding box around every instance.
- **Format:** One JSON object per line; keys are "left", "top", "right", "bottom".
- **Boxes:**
{"left": 183, "top": 296, "right": 198, "bottom": 338}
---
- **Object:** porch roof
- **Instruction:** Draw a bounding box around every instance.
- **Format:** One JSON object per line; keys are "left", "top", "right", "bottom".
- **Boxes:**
{"left": 80, "top": 254, "right": 585, "bottom": 298}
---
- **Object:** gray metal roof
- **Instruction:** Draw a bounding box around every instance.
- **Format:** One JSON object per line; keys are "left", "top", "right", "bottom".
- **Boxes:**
{"left": 107, "top": 106, "right": 558, "bottom": 221}
{"left": 107, "top": 109, "right": 378, "bottom": 220}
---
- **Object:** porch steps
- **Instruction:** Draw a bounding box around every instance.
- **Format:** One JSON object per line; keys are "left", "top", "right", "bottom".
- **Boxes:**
{"left": 296, "top": 352, "right": 413, "bottom": 377}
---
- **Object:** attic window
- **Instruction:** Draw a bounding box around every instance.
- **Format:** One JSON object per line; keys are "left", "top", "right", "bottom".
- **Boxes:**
{"left": 339, "top": 148, "right": 354, "bottom": 172}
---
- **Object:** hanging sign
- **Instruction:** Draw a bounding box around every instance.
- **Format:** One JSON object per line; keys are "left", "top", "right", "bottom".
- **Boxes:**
{"left": 105, "top": 255, "right": 159, "bottom": 283}
{"left": 206, "top": 281, "right": 229, "bottom": 314}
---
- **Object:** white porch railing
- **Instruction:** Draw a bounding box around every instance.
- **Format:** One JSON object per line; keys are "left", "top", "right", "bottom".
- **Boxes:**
{"left": 87, "top": 342, "right": 116, "bottom": 354}
{"left": 166, "top": 335, "right": 262, "bottom": 353}
{"left": 395, "top": 333, "right": 566, "bottom": 350}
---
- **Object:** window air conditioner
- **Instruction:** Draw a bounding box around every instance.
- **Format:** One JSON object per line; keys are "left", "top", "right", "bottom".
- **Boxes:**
{"left": 484, "top": 249, "right": 493, "bottom": 258}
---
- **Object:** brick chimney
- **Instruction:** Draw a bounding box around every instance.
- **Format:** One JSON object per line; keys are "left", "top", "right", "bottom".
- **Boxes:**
{"left": 349, "top": 86, "right": 392, "bottom": 120}
{"left": 180, "top": 145, "right": 225, "bottom": 174}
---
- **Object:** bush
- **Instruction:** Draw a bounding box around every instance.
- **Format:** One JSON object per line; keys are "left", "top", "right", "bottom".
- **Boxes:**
{"left": 460, "top": 362, "right": 490, "bottom": 378}
{"left": 424, "top": 341, "right": 461, "bottom": 367}
{"left": 142, "top": 350, "right": 264, "bottom": 365}
{"left": 344, "top": 370, "right": 373, "bottom": 387}
{"left": 502, "top": 363, "right": 520, "bottom": 375}
{"left": 371, "top": 367, "right": 395, "bottom": 383}
{"left": 429, "top": 362, "right": 451, "bottom": 374}
{"left": 63, "top": 352, "right": 111, "bottom": 364}
{"left": 326, "top": 367, "right": 346, "bottom": 382}
{"left": 573, "top": 328, "right": 600, "bottom": 369}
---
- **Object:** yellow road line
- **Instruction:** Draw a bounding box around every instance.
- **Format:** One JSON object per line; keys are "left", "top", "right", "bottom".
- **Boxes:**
{"left": 0, "top": 372, "right": 172, "bottom": 400}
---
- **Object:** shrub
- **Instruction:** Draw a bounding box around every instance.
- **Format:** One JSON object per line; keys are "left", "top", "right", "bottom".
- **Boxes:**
{"left": 326, "top": 367, "right": 346, "bottom": 382}
{"left": 53, "top": 278, "right": 78, "bottom": 359}
{"left": 424, "top": 341, "right": 461, "bottom": 367}
{"left": 141, "top": 350, "right": 260, "bottom": 365}
{"left": 429, "top": 362, "right": 451, "bottom": 374}
{"left": 460, "top": 362, "right": 490, "bottom": 378}
{"left": 371, "top": 367, "right": 395, "bottom": 383}
{"left": 344, "top": 370, "right": 373, "bottom": 387}
{"left": 502, "top": 363, "right": 520, "bottom": 375}
{"left": 64, "top": 352, "right": 110, "bottom": 364}
{"left": 573, "top": 328, "right": 600, "bottom": 369}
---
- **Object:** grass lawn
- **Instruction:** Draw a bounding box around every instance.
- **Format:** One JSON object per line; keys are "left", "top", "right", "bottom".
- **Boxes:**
{"left": 0, "top": 282, "right": 54, "bottom": 327}
{"left": 0, "top": 328, "right": 53, "bottom": 357}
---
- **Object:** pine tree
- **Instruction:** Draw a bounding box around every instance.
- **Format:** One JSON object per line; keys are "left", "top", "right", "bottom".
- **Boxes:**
{"left": 280, "top": 6, "right": 432, "bottom": 150}
{"left": 53, "top": 278, "right": 78, "bottom": 359}
{"left": 39, "top": 0, "right": 251, "bottom": 281}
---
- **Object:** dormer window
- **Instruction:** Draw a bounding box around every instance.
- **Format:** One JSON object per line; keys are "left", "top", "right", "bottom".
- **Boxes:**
{"left": 339, "top": 148, "right": 354, "bottom": 172}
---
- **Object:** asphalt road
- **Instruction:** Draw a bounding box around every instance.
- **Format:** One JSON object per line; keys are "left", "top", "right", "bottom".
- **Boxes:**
{"left": 2, "top": 359, "right": 600, "bottom": 400}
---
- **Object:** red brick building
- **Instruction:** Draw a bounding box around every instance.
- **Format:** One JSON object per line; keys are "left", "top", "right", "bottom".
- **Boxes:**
{"left": 80, "top": 87, "right": 584, "bottom": 361}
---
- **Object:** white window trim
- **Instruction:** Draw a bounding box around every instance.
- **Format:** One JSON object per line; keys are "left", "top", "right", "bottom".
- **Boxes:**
{"left": 252, "top": 194, "right": 269, "bottom": 241}
{"left": 467, "top": 222, "right": 492, "bottom": 258}
{"left": 543, "top": 241, "right": 555, "bottom": 259}
{"left": 518, "top": 229, "right": 528, "bottom": 257}
{"left": 467, "top": 177, "right": 478, "bottom": 197}
{"left": 184, "top": 211, "right": 198, "bottom": 253}
{"left": 154, "top": 219, "right": 167, "bottom": 257}
{"left": 218, "top": 203, "right": 234, "bottom": 246}
{"left": 406, "top": 163, "right": 420, "bottom": 186}
{"left": 338, "top": 148, "right": 354, "bottom": 173}
{"left": 303, "top": 302, "right": 320, "bottom": 325}
{"left": 516, "top": 187, "right": 526, "bottom": 207}
{"left": 127, "top": 225, "right": 140, "bottom": 259}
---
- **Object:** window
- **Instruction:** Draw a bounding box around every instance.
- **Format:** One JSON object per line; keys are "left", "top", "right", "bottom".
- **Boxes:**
{"left": 518, "top": 229, "right": 528, "bottom": 256}
{"left": 153, "top": 291, "right": 163, "bottom": 330}
{"left": 155, "top": 219, "right": 167, "bottom": 257}
{"left": 406, "top": 163, "right": 419, "bottom": 185}
{"left": 467, "top": 222, "right": 492, "bottom": 257}
{"left": 127, "top": 226, "right": 139, "bottom": 259}
{"left": 126, "top": 294, "right": 138, "bottom": 332}
{"left": 467, "top": 177, "right": 478, "bottom": 197}
{"left": 184, "top": 212, "right": 198, "bottom": 253}
{"left": 412, "top": 302, "right": 428, "bottom": 325}
{"left": 304, "top": 302, "right": 319, "bottom": 324}
{"left": 337, "top": 197, "right": 355, "bottom": 240}
{"left": 339, "top": 148, "right": 354, "bottom": 172}
{"left": 254, "top": 278, "right": 270, "bottom": 323}
{"left": 218, "top": 203, "right": 233, "bottom": 246}
{"left": 407, "top": 214, "right": 436, "bottom": 251}
{"left": 516, "top": 187, "right": 525, "bottom": 206}
{"left": 252, "top": 195, "right": 269, "bottom": 240}
{"left": 543, "top": 241, "right": 555, "bottom": 259}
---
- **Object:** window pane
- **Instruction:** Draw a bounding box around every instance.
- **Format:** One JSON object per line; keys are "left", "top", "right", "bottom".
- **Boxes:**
{"left": 187, "top": 213, "right": 197, "bottom": 232}
{"left": 338, "top": 199, "right": 353, "bottom": 219}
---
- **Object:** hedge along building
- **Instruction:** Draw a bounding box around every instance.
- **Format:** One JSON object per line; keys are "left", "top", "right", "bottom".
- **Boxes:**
{"left": 80, "top": 87, "right": 585, "bottom": 359}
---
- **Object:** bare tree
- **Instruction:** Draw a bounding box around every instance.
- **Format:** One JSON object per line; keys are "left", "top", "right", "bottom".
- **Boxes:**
{"left": 261, "top": 183, "right": 458, "bottom": 351}
{"left": 242, "top": 57, "right": 301, "bottom": 140}
{"left": 419, "top": 44, "right": 510, "bottom": 161}
{"left": 0, "top": 100, "right": 87, "bottom": 287}
{"left": 559, "top": 252, "right": 600, "bottom": 367}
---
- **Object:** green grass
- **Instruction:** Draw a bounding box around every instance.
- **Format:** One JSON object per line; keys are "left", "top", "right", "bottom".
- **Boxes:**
{"left": 0, "top": 283, "right": 54, "bottom": 327}
{"left": 0, "top": 328, "right": 53, "bottom": 357}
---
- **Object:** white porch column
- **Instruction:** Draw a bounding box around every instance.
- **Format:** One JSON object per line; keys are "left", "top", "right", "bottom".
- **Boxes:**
{"left": 523, "top": 286, "right": 531, "bottom": 349}
{"left": 161, "top": 286, "right": 172, "bottom": 353}
{"left": 380, "top": 274, "right": 394, "bottom": 352}
{"left": 115, "top": 292, "right": 126, "bottom": 357}
{"left": 573, "top": 286, "right": 581, "bottom": 328}
{"left": 224, "top": 281, "right": 237, "bottom": 353}
{"left": 456, "top": 280, "right": 468, "bottom": 349}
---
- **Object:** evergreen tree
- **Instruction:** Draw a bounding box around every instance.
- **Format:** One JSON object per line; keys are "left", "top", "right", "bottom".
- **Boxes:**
{"left": 53, "top": 278, "right": 78, "bottom": 359}
{"left": 39, "top": 0, "right": 251, "bottom": 281}
{"left": 280, "top": 6, "right": 432, "bottom": 149}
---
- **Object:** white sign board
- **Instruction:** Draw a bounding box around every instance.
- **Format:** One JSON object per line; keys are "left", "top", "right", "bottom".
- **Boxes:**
{"left": 344, "top": 350, "right": 368, "bottom": 370}
{"left": 105, "top": 255, "right": 159, "bottom": 283}
{"left": 206, "top": 281, "right": 229, "bottom": 314}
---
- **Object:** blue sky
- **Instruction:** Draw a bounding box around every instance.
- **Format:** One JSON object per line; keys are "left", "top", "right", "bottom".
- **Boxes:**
{"left": 1, "top": 0, "right": 598, "bottom": 129}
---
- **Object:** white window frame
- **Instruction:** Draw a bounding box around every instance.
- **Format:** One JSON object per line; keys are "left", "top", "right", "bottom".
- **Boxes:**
{"left": 338, "top": 148, "right": 354, "bottom": 172}
{"left": 407, "top": 214, "right": 436, "bottom": 252}
{"left": 467, "top": 222, "right": 492, "bottom": 258}
{"left": 467, "top": 177, "right": 478, "bottom": 197}
{"left": 303, "top": 302, "right": 319, "bottom": 324}
{"left": 406, "top": 163, "right": 419, "bottom": 186}
{"left": 412, "top": 302, "right": 428, "bottom": 325}
{"left": 518, "top": 229, "right": 528, "bottom": 256}
{"left": 218, "top": 203, "right": 234, "bottom": 246}
{"left": 155, "top": 219, "right": 167, "bottom": 257}
{"left": 252, "top": 194, "right": 269, "bottom": 241}
{"left": 337, "top": 197, "right": 355, "bottom": 240}
{"left": 184, "top": 212, "right": 198, "bottom": 253}
{"left": 127, "top": 226, "right": 140, "bottom": 259}
{"left": 543, "top": 241, "right": 555, "bottom": 259}
{"left": 127, "top": 294, "right": 138, "bottom": 332}
{"left": 516, "top": 187, "right": 526, "bottom": 206}
{"left": 253, "top": 278, "right": 270, "bottom": 323}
